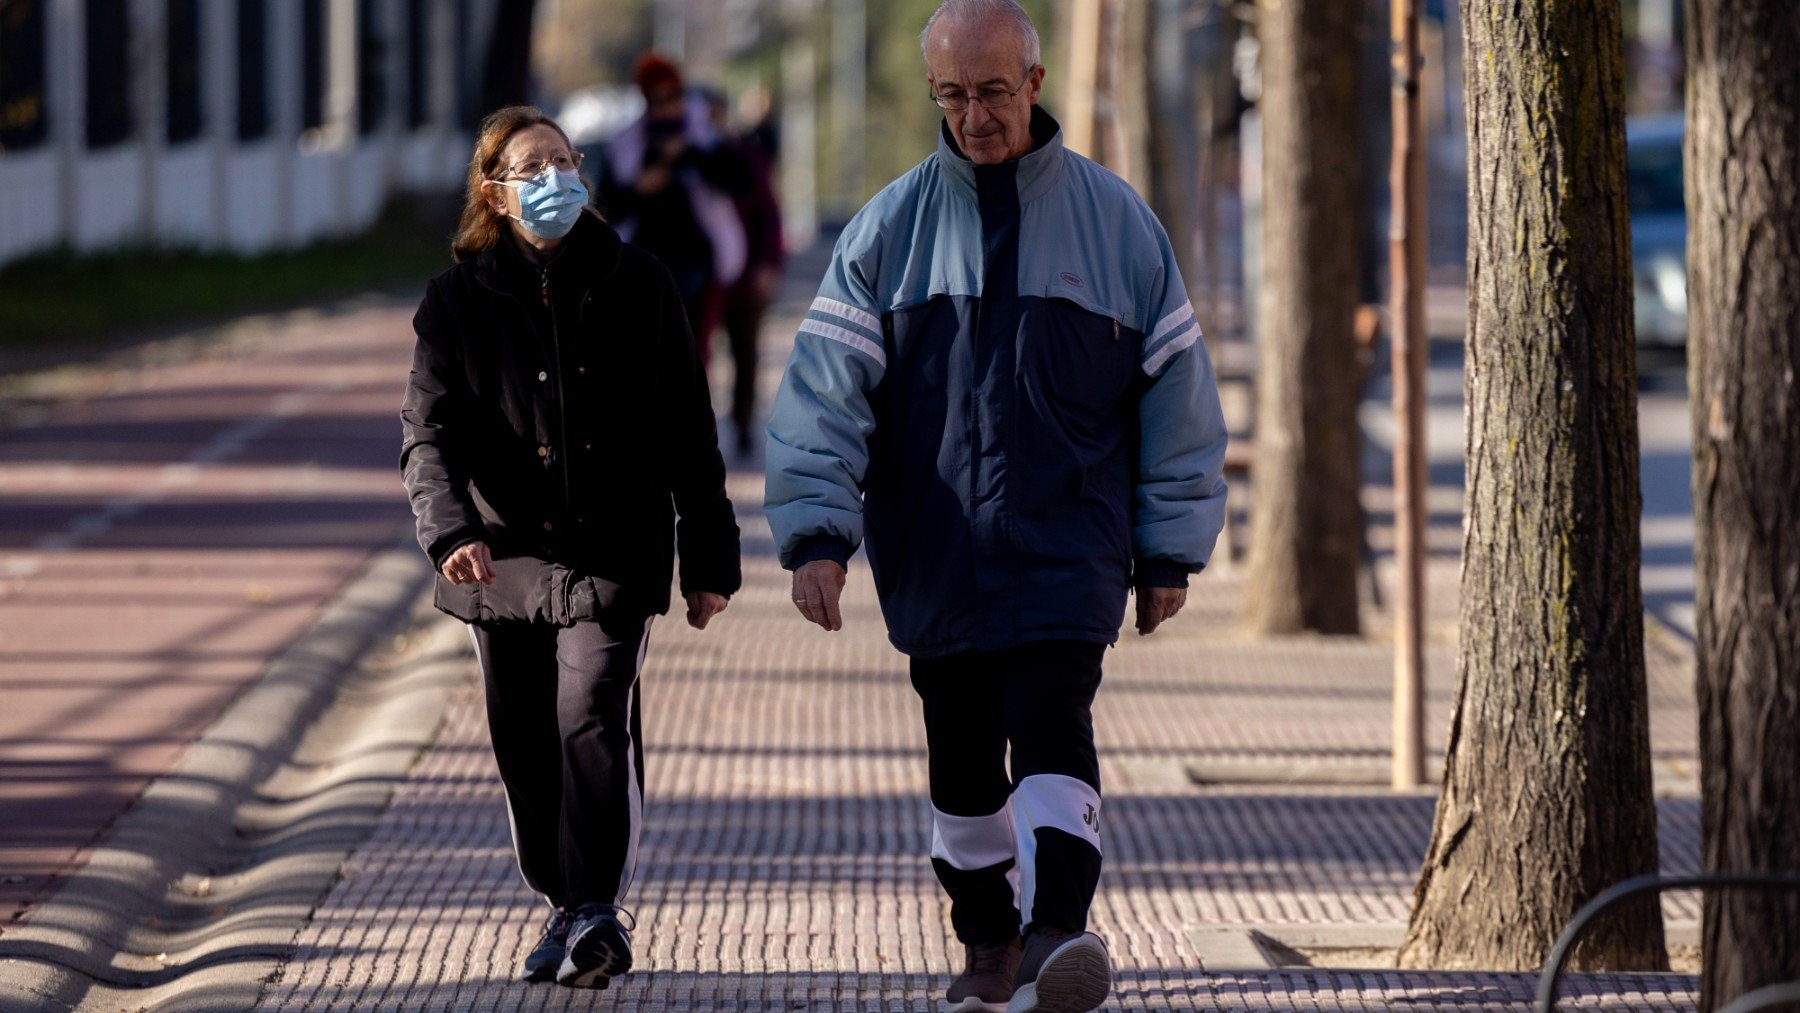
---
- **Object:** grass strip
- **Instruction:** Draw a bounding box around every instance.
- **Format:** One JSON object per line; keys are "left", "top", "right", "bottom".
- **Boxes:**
{"left": 0, "top": 200, "right": 456, "bottom": 353}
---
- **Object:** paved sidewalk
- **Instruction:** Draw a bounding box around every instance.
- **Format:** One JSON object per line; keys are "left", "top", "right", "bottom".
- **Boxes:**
{"left": 255, "top": 301, "right": 1704, "bottom": 1009}
{"left": 0, "top": 300, "right": 418, "bottom": 927}
{"left": 257, "top": 530, "right": 1701, "bottom": 1011}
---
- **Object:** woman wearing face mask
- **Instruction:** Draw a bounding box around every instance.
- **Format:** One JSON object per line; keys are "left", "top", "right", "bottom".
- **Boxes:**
{"left": 400, "top": 105, "right": 740, "bottom": 990}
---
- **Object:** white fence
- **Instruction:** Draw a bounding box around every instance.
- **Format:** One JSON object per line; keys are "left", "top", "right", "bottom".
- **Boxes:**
{"left": 0, "top": 0, "right": 501, "bottom": 267}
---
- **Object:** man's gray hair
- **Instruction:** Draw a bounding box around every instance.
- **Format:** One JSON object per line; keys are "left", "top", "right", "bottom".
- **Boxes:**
{"left": 920, "top": 0, "right": 1042, "bottom": 73}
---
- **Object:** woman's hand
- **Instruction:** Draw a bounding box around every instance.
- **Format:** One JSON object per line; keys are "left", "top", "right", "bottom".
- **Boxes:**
{"left": 686, "top": 592, "right": 729, "bottom": 630}
{"left": 441, "top": 541, "right": 496, "bottom": 585}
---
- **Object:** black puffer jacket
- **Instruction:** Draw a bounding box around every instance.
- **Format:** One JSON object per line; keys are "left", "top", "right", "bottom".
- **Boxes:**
{"left": 400, "top": 212, "right": 740, "bottom": 617}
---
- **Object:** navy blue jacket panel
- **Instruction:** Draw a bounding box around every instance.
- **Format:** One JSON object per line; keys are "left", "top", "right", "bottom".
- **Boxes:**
{"left": 766, "top": 108, "right": 1227, "bottom": 657}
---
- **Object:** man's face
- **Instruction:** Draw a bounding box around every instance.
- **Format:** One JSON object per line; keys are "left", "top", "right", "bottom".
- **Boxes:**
{"left": 925, "top": 21, "right": 1044, "bottom": 165}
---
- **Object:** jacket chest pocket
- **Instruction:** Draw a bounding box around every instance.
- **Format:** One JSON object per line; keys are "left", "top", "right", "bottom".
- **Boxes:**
{"left": 1016, "top": 298, "right": 1140, "bottom": 438}
{"left": 461, "top": 332, "right": 547, "bottom": 439}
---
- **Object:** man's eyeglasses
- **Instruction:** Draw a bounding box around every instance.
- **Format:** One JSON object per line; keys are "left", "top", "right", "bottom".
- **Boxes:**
{"left": 929, "top": 74, "right": 1034, "bottom": 112}
{"left": 497, "top": 151, "right": 583, "bottom": 182}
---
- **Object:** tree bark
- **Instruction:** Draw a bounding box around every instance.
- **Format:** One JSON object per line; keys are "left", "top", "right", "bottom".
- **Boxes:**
{"left": 1240, "top": 0, "right": 1365, "bottom": 635}
{"left": 1397, "top": 0, "right": 1666, "bottom": 971}
{"left": 1684, "top": 1, "right": 1800, "bottom": 1006}
{"left": 1190, "top": 2, "right": 1245, "bottom": 355}
{"left": 1110, "top": 0, "right": 1153, "bottom": 197}
{"left": 1146, "top": 0, "right": 1201, "bottom": 316}
{"left": 478, "top": 0, "right": 539, "bottom": 118}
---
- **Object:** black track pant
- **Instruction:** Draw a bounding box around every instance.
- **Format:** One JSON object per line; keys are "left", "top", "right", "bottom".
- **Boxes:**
{"left": 471, "top": 614, "right": 653, "bottom": 909}
{"left": 721, "top": 285, "right": 768, "bottom": 449}
{"left": 910, "top": 640, "right": 1106, "bottom": 944}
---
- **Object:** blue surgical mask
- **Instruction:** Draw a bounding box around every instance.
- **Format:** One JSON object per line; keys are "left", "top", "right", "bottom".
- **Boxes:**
{"left": 496, "top": 167, "right": 588, "bottom": 239}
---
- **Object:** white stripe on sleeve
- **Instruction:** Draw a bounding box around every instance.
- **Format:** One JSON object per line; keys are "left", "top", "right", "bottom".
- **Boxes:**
{"left": 799, "top": 318, "right": 887, "bottom": 367}
{"left": 1149, "top": 301, "right": 1197, "bottom": 345}
{"left": 811, "top": 297, "right": 883, "bottom": 337}
{"left": 1142, "top": 325, "right": 1200, "bottom": 376}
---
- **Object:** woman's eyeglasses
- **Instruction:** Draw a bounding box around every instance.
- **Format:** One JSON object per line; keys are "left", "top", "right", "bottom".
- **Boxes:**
{"left": 496, "top": 151, "right": 583, "bottom": 183}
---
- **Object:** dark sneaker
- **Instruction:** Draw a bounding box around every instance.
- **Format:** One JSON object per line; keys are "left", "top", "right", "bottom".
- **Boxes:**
{"left": 520, "top": 907, "right": 573, "bottom": 983}
{"left": 1006, "top": 929, "right": 1111, "bottom": 1013}
{"left": 555, "top": 903, "right": 636, "bottom": 989}
{"left": 943, "top": 936, "right": 1022, "bottom": 1012}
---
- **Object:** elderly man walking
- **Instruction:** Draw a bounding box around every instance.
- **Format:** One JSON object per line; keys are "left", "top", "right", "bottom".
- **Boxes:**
{"left": 764, "top": 1, "right": 1226, "bottom": 1010}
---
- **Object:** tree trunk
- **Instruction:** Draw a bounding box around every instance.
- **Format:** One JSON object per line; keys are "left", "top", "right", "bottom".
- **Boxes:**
{"left": 1397, "top": 0, "right": 1666, "bottom": 970}
{"left": 1146, "top": 0, "right": 1201, "bottom": 315}
{"left": 1684, "top": 1, "right": 1800, "bottom": 1006}
{"left": 1240, "top": 0, "right": 1365, "bottom": 635}
{"left": 1190, "top": 2, "right": 1244, "bottom": 356}
{"left": 478, "top": 0, "right": 539, "bottom": 117}
{"left": 1109, "top": 0, "right": 1153, "bottom": 196}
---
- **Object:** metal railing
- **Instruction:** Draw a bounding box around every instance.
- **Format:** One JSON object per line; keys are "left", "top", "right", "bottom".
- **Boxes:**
{"left": 1535, "top": 871, "right": 1800, "bottom": 1013}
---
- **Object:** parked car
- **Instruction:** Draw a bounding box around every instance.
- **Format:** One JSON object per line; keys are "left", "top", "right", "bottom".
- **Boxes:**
{"left": 1628, "top": 113, "right": 1687, "bottom": 347}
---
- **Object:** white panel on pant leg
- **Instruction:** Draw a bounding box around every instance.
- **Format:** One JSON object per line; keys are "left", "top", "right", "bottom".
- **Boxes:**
{"left": 930, "top": 800, "right": 1017, "bottom": 871}
{"left": 1011, "top": 773, "right": 1103, "bottom": 927}
{"left": 617, "top": 616, "right": 654, "bottom": 903}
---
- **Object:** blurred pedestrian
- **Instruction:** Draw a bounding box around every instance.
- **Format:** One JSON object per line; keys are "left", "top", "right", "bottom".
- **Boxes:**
{"left": 600, "top": 54, "right": 750, "bottom": 365}
{"left": 698, "top": 86, "right": 786, "bottom": 456}
{"left": 400, "top": 105, "right": 741, "bottom": 990}
{"left": 763, "top": 1, "right": 1228, "bottom": 1010}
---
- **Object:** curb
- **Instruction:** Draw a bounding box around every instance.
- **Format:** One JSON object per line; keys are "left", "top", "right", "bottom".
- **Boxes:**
{"left": 1189, "top": 922, "right": 1704, "bottom": 971}
{"left": 0, "top": 537, "right": 438, "bottom": 1011}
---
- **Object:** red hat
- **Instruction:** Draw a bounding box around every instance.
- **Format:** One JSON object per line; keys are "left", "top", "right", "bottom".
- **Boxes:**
{"left": 633, "top": 53, "right": 684, "bottom": 95}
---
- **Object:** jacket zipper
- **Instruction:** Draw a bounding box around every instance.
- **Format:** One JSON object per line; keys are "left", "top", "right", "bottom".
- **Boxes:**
{"left": 542, "top": 268, "right": 574, "bottom": 517}
{"left": 969, "top": 301, "right": 985, "bottom": 546}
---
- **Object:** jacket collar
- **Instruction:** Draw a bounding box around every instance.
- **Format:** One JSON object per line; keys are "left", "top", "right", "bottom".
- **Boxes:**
{"left": 473, "top": 211, "right": 623, "bottom": 294}
{"left": 935, "top": 105, "right": 1065, "bottom": 204}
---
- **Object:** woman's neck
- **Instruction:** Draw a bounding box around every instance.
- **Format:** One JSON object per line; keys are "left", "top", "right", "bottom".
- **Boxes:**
{"left": 508, "top": 222, "right": 563, "bottom": 264}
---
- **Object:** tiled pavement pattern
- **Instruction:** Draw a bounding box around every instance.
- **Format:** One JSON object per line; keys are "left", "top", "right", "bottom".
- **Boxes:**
{"left": 0, "top": 302, "right": 417, "bottom": 925}
{"left": 255, "top": 269, "right": 1702, "bottom": 1009}
{"left": 262, "top": 465, "right": 1703, "bottom": 1009}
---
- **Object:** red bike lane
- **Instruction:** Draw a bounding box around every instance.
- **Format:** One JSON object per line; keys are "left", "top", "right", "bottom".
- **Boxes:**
{"left": 0, "top": 303, "right": 420, "bottom": 928}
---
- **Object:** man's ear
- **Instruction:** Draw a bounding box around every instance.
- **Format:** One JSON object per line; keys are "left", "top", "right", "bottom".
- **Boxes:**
{"left": 1026, "top": 63, "right": 1046, "bottom": 104}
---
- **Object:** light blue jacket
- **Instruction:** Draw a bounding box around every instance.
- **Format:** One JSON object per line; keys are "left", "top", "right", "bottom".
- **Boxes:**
{"left": 766, "top": 108, "right": 1227, "bottom": 657}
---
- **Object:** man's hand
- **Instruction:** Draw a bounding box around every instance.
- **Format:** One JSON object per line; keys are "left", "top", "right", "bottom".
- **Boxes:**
{"left": 686, "top": 592, "right": 729, "bottom": 630}
{"left": 1135, "top": 586, "right": 1187, "bottom": 635}
{"left": 441, "top": 541, "right": 496, "bottom": 585}
{"left": 791, "top": 560, "right": 847, "bottom": 631}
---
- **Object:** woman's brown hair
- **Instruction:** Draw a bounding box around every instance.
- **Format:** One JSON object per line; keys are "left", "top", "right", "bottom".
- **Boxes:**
{"left": 451, "top": 106, "right": 590, "bottom": 263}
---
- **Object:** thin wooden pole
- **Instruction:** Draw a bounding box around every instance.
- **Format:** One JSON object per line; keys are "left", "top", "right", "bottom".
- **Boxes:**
{"left": 780, "top": 0, "right": 818, "bottom": 252}
{"left": 830, "top": 0, "right": 865, "bottom": 219}
{"left": 1389, "top": 0, "right": 1428, "bottom": 790}
{"left": 1064, "top": 0, "right": 1101, "bottom": 157}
